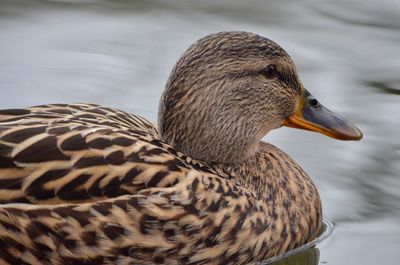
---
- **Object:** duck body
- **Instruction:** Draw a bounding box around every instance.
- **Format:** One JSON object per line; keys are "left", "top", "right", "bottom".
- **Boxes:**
{"left": 0, "top": 31, "right": 362, "bottom": 264}
{"left": 0, "top": 103, "right": 321, "bottom": 264}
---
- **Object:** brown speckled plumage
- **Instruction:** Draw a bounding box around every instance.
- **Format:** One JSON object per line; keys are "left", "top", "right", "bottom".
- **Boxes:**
{"left": 0, "top": 32, "right": 323, "bottom": 265}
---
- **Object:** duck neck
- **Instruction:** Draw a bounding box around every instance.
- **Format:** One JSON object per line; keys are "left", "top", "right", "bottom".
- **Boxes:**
{"left": 158, "top": 108, "right": 270, "bottom": 163}
{"left": 158, "top": 87, "right": 275, "bottom": 163}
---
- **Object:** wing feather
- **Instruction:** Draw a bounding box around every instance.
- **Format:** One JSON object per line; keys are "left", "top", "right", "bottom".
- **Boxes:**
{"left": 0, "top": 104, "right": 210, "bottom": 204}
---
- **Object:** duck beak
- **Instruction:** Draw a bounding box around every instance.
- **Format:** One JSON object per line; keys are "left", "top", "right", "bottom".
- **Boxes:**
{"left": 284, "top": 89, "right": 363, "bottom": 140}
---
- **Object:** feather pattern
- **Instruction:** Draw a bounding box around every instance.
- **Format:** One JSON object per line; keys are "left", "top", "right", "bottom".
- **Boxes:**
{"left": 0, "top": 31, "right": 335, "bottom": 264}
{"left": 0, "top": 103, "right": 321, "bottom": 264}
{"left": 0, "top": 104, "right": 213, "bottom": 204}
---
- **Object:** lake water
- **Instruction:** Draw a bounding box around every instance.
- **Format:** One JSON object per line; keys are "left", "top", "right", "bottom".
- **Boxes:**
{"left": 0, "top": 0, "right": 399, "bottom": 264}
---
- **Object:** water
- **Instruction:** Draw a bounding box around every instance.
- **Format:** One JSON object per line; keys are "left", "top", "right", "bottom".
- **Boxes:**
{"left": 0, "top": 0, "right": 399, "bottom": 264}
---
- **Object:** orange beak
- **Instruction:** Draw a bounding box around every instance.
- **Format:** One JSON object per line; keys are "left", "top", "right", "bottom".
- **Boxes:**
{"left": 284, "top": 89, "right": 363, "bottom": 141}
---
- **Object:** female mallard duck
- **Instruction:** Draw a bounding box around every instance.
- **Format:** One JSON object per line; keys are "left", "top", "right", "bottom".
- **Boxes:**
{"left": 0, "top": 31, "right": 362, "bottom": 265}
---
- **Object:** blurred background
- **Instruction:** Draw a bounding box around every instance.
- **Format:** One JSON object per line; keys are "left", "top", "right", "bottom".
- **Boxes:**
{"left": 0, "top": 0, "right": 399, "bottom": 264}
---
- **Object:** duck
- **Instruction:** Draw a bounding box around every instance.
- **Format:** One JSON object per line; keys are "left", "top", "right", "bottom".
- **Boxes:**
{"left": 0, "top": 31, "right": 362, "bottom": 265}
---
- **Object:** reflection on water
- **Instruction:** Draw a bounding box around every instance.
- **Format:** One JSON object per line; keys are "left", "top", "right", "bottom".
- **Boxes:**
{"left": 0, "top": 0, "right": 399, "bottom": 264}
{"left": 269, "top": 248, "right": 319, "bottom": 265}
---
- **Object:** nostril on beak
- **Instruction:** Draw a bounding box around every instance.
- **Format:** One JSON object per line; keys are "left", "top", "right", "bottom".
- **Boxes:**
{"left": 308, "top": 97, "right": 320, "bottom": 108}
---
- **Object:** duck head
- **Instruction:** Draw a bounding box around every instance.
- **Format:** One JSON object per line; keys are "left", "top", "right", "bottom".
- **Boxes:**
{"left": 158, "top": 31, "right": 362, "bottom": 163}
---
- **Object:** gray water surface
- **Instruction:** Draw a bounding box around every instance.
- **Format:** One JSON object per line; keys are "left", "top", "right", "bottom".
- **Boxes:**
{"left": 0, "top": 0, "right": 399, "bottom": 264}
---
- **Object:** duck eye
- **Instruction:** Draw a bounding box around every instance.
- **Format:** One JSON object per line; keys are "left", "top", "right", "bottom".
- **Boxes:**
{"left": 263, "top": 64, "right": 277, "bottom": 78}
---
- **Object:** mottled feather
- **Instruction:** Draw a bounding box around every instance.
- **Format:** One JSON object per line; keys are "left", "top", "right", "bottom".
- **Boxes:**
{"left": 0, "top": 31, "right": 324, "bottom": 265}
{"left": 0, "top": 103, "right": 212, "bottom": 204}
